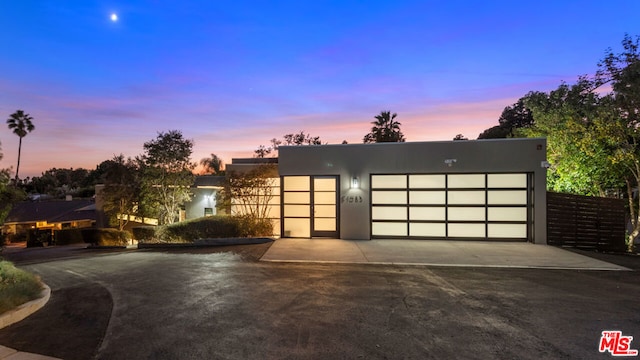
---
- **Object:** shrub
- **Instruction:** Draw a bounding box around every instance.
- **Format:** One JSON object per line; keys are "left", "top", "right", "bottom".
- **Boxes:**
{"left": 0, "top": 260, "right": 43, "bottom": 314}
{"left": 132, "top": 226, "right": 156, "bottom": 242}
{"left": 54, "top": 229, "right": 85, "bottom": 245}
{"left": 81, "top": 228, "right": 130, "bottom": 247}
{"left": 142, "top": 215, "right": 274, "bottom": 243}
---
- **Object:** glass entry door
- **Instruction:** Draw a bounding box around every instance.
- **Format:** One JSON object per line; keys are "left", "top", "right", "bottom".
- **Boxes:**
{"left": 311, "top": 176, "right": 338, "bottom": 237}
{"left": 282, "top": 176, "right": 338, "bottom": 238}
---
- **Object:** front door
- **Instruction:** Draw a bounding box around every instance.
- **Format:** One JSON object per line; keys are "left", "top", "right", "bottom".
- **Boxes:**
{"left": 282, "top": 175, "right": 339, "bottom": 238}
{"left": 311, "top": 176, "right": 338, "bottom": 237}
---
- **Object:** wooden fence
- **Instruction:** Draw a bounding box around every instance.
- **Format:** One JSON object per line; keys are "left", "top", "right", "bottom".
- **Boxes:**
{"left": 546, "top": 192, "right": 626, "bottom": 251}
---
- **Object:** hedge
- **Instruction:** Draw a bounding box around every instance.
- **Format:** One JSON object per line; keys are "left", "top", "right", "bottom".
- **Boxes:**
{"left": 137, "top": 215, "right": 273, "bottom": 243}
{"left": 81, "top": 228, "right": 130, "bottom": 247}
{"left": 54, "top": 229, "right": 85, "bottom": 245}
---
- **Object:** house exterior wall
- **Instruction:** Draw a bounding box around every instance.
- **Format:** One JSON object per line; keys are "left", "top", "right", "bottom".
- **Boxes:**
{"left": 185, "top": 187, "right": 219, "bottom": 219}
{"left": 278, "top": 138, "right": 547, "bottom": 244}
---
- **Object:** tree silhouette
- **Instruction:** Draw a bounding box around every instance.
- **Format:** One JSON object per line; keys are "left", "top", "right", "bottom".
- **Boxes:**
{"left": 363, "top": 111, "right": 405, "bottom": 143}
{"left": 200, "top": 153, "right": 224, "bottom": 175}
{"left": 6, "top": 110, "right": 35, "bottom": 182}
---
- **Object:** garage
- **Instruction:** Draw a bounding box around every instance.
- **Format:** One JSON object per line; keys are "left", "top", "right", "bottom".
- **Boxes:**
{"left": 371, "top": 173, "right": 532, "bottom": 240}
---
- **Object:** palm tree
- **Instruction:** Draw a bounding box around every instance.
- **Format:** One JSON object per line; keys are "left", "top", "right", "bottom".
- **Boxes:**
{"left": 6, "top": 110, "right": 35, "bottom": 181}
{"left": 199, "top": 153, "right": 224, "bottom": 175}
{"left": 363, "top": 110, "right": 405, "bottom": 143}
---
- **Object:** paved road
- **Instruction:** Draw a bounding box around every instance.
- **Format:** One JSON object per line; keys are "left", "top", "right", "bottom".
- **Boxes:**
{"left": 1, "top": 244, "right": 639, "bottom": 359}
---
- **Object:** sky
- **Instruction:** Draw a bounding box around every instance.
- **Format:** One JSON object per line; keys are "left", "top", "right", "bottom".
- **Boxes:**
{"left": 1, "top": 1, "right": 640, "bottom": 178}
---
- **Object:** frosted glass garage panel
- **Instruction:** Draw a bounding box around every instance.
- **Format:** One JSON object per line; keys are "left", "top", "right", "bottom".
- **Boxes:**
{"left": 371, "top": 175, "right": 407, "bottom": 188}
{"left": 284, "top": 218, "right": 310, "bottom": 237}
{"left": 488, "top": 207, "right": 527, "bottom": 221}
{"left": 409, "top": 191, "right": 446, "bottom": 204}
{"left": 448, "top": 223, "right": 486, "bottom": 238}
{"left": 372, "top": 207, "right": 407, "bottom": 220}
{"left": 409, "top": 207, "right": 445, "bottom": 221}
{"left": 283, "top": 176, "right": 310, "bottom": 191}
{"left": 409, "top": 175, "right": 445, "bottom": 189}
{"left": 284, "top": 192, "right": 310, "bottom": 204}
{"left": 372, "top": 191, "right": 407, "bottom": 204}
{"left": 488, "top": 190, "right": 527, "bottom": 205}
{"left": 448, "top": 191, "right": 485, "bottom": 204}
{"left": 314, "top": 192, "right": 336, "bottom": 204}
{"left": 315, "top": 205, "right": 336, "bottom": 218}
{"left": 448, "top": 207, "right": 485, "bottom": 221}
{"left": 410, "top": 223, "right": 446, "bottom": 237}
{"left": 372, "top": 222, "right": 407, "bottom": 236}
{"left": 488, "top": 174, "right": 527, "bottom": 188}
{"left": 314, "top": 178, "right": 336, "bottom": 191}
{"left": 488, "top": 224, "right": 527, "bottom": 238}
{"left": 448, "top": 174, "right": 485, "bottom": 188}
{"left": 284, "top": 204, "right": 309, "bottom": 217}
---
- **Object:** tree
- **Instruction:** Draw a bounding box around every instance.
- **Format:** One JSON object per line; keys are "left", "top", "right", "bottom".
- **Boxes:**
{"left": 141, "top": 130, "right": 195, "bottom": 225}
{"left": 363, "top": 111, "right": 405, "bottom": 143}
{"left": 218, "top": 163, "right": 278, "bottom": 221}
{"left": 100, "top": 155, "right": 142, "bottom": 231}
{"left": 521, "top": 34, "right": 640, "bottom": 250}
{"left": 200, "top": 153, "right": 225, "bottom": 175}
{"left": 25, "top": 167, "right": 94, "bottom": 198}
{"left": 594, "top": 34, "right": 640, "bottom": 249}
{"left": 255, "top": 132, "right": 323, "bottom": 157}
{"left": 0, "top": 141, "right": 25, "bottom": 226}
{"left": 477, "top": 98, "right": 534, "bottom": 139}
{"left": 522, "top": 80, "right": 623, "bottom": 196}
{"left": 6, "top": 110, "right": 35, "bottom": 182}
{"left": 453, "top": 134, "right": 468, "bottom": 141}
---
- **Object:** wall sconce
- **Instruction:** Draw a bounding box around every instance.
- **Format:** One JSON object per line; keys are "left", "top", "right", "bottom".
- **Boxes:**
{"left": 351, "top": 176, "right": 359, "bottom": 189}
{"left": 444, "top": 159, "right": 457, "bottom": 167}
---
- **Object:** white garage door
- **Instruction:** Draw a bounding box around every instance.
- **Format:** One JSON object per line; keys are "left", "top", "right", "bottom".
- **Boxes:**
{"left": 371, "top": 173, "right": 531, "bottom": 240}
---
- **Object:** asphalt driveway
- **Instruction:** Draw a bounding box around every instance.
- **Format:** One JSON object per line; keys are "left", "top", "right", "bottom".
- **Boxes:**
{"left": 1, "top": 244, "right": 639, "bottom": 359}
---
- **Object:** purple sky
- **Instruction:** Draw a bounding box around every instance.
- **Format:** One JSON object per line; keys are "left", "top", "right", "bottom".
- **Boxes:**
{"left": 1, "top": 1, "right": 639, "bottom": 178}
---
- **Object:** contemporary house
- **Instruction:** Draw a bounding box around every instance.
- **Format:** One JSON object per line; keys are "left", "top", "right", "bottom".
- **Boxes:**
{"left": 98, "top": 138, "right": 547, "bottom": 244}
{"left": 276, "top": 138, "right": 547, "bottom": 243}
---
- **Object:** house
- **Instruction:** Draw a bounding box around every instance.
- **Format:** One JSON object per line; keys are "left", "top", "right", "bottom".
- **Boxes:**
{"left": 2, "top": 197, "right": 97, "bottom": 237}
{"left": 225, "top": 138, "right": 546, "bottom": 243}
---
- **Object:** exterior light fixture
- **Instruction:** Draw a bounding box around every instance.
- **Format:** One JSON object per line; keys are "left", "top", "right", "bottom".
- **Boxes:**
{"left": 351, "top": 176, "right": 359, "bottom": 189}
{"left": 444, "top": 159, "right": 457, "bottom": 167}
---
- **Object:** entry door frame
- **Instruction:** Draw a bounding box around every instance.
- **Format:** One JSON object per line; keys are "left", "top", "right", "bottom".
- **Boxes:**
{"left": 310, "top": 175, "right": 340, "bottom": 238}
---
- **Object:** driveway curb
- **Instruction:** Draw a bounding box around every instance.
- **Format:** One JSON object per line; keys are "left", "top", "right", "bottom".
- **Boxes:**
{"left": 0, "top": 283, "right": 51, "bottom": 330}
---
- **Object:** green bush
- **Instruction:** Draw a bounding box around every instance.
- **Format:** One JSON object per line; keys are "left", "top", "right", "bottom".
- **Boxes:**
{"left": 142, "top": 215, "right": 274, "bottom": 243}
{"left": 0, "top": 260, "right": 43, "bottom": 314}
{"left": 54, "top": 229, "right": 85, "bottom": 245}
{"left": 132, "top": 226, "right": 156, "bottom": 242}
{"left": 81, "top": 228, "right": 130, "bottom": 247}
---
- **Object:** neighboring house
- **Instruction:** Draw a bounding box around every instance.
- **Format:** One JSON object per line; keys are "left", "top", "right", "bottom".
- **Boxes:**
{"left": 184, "top": 175, "right": 225, "bottom": 220}
{"left": 2, "top": 197, "right": 96, "bottom": 236}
